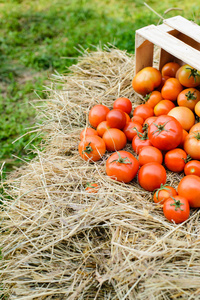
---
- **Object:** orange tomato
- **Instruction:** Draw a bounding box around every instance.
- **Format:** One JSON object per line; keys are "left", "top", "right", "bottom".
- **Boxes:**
{"left": 78, "top": 135, "right": 106, "bottom": 162}
{"left": 144, "top": 90, "right": 163, "bottom": 108}
{"left": 177, "top": 88, "right": 200, "bottom": 111}
{"left": 194, "top": 101, "right": 200, "bottom": 117}
{"left": 168, "top": 106, "right": 195, "bottom": 131}
{"left": 184, "top": 160, "right": 200, "bottom": 177}
{"left": 153, "top": 185, "right": 177, "bottom": 204}
{"left": 123, "top": 121, "right": 143, "bottom": 141}
{"left": 131, "top": 115, "right": 144, "bottom": 125}
{"left": 89, "top": 104, "right": 110, "bottom": 128}
{"left": 189, "top": 122, "right": 200, "bottom": 133}
{"left": 133, "top": 104, "right": 154, "bottom": 121}
{"left": 102, "top": 128, "right": 127, "bottom": 152}
{"left": 178, "top": 175, "right": 200, "bottom": 207}
{"left": 96, "top": 121, "right": 110, "bottom": 137}
{"left": 113, "top": 97, "right": 132, "bottom": 114}
{"left": 161, "top": 78, "right": 183, "bottom": 101}
{"left": 178, "top": 129, "right": 189, "bottom": 148}
{"left": 184, "top": 131, "right": 200, "bottom": 160}
{"left": 138, "top": 145, "right": 163, "bottom": 166}
{"left": 161, "top": 62, "right": 181, "bottom": 78}
{"left": 154, "top": 99, "right": 175, "bottom": 116}
{"left": 80, "top": 127, "right": 98, "bottom": 140}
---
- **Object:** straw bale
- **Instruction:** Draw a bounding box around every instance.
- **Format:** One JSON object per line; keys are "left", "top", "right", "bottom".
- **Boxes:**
{"left": 1, "top": 45, "right": 200, "bottom": 299}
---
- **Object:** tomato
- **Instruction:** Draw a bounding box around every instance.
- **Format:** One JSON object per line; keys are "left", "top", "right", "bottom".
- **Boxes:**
{"left": 106, "top": 150, "right": 139, "bottom": 183}
{"left": 142, "top": 116, "right": 157, "bottom": 132}
{"left": 133, "top": 104, "right": 154, "bottom": 121}
{"left": 85, "top": 182, "right": 99, "bottom": 193}
{"left": 132, "top": 131, "right": 152, "bottom": 154}
{"left": 102, "top": 128, "right": 127, "bottom": 152}
{"left": 131, "top": 115, "right": 144, "bottom": 125}
{"left": 184, "top": 160, "right": 200, "bottom": 177}
{"left": 124, "top": 112, "right": 131, "bottom": 124}
{"left": 189, "top": 123, "right": 200, "bottom": 133}
{"left": 195, "top": 101, "right": 200, "bottom": 117}
{"left": 157, "top": 75, "right": 170, "bottom": 91}
{"left": 123, "top": 121, "right": 143, "bottom": 141}
{"left": 164, "top": 148, "right": 188, "bottom": 173}
{"left": 178, "top": 129, "right": 189, "bottom": 148}
{"left": 163, "top": 196, "right": 190, "bottom": 224}
{"left": 144, "top": 91, "right": 163, "bottom": 108}
{"left": 138, "top": 162, "right": 166, "bottom": 191}
{"left": 177, "top": 88, "right": 200, "bottom": 111}
{"left": 113, "top": 97, "right": 132, "bottom": 114}
{"left": 161, "top": 78, "right": 183, "bottom": 101}
{"left": 184, "top": 131, "right": 200, "bottom": 160}
{"left": 168, "top": 106, "right": 195, "bottom": 131}
{"left": 148, "top": 115, "right": 183, "bottom": 151}
{"left": 138, "top": 145, "right": 163, "bottom": 166}
{"left": 80, "top": 127, "right": 98, "bottom": 140}
{"left": 78, "top": 135, "right": 106, "bottom": 162}
{"left": 154, "top": 100, "right": 175, "bottom": 116}
{"left": 89, "top": 104, "right": 110, "bottom": 128}
{"left": 161, "top": 62, "right": 181, "bottom": 78}
{"left": 106, "top": 109, "right": 126, "bottom": 129}
{"left": 178, "top": 175, "right": 200, "bottom": 207}
{"left": 132, "top": 67, "right": 162, "bottom": 96}
{"left": 96, "top": 121, "right": 110, "bottom": 137}
{"left": 153, "top": 184, "right": 177, "bottom": 204}
{"left": 177, "top": 64, "right": 200, "bottom": 87}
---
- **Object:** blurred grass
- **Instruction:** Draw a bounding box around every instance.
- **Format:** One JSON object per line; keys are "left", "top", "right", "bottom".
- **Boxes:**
{"left": 0, "top": 0, "right": 200, "bottom": 177}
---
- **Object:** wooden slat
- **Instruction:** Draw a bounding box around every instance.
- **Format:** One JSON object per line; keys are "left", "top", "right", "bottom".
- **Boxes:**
{"left": 136, "top": 25, "right": 200, "bottom": 71}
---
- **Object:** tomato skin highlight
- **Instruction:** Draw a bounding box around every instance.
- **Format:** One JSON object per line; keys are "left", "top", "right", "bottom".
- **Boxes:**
{"left": 178, "top": 175, "right": 200, "bottom": 208}
{"left": 89, "top": 104, "right": 110, "bottom": 128}
{"left": 113, "top": 97, "right": 132, "bottom": 115}
{"left": 184, "top": 160, "right": 200, "bottom": 177}
{"left": 102, "top": 128, "right": 127, "bottom": 152}
{"left": 164, "top": 148, "right": 187, "bottom": 173}
{"left": 78, "top": 135, "right": 106, "bottom": 162}
{"left": 163, "top": 196, "right": 190, "bottom": 224}
{"left": 106, "top": 151, "right": 139, "bottom": 183}
{"left": 138, "top": 145, "right": 163, "bottom": 166}
{"left": 153, "top": 185, "right": 177, "bottom": 204}
{"left": 106, "top": 109, "right": 126, "bottom": 130}
{"left": 138, "top": 162, "right": 166, "bottom": 192}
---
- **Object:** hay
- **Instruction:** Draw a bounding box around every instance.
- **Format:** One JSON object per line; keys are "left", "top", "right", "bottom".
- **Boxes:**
{"left": 1, "top": 45, "right": 200, "bottom": 300}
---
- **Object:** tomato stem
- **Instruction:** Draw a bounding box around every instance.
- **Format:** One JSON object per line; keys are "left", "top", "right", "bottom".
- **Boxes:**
{"left": 152, "top": 121, "right": 169, "bottom": 136}
{"left": 144, "top": 92, "right": 151, "bottom": 101}
{"left": 170, "top": 197, "right": 184, "bottom": 211}
{"left": 82, "top": 142, "right": 93, "bottom": 154}
{"left": 186, "top": 67, "right": 200, "bottom": 82}
{"left": 154, "top": 183, "right": 171, "bottom": 199}
{"left": 183, "top": 154, "right": 192, "bottom": 163}
{"left": 193, "top": 132, "right": 200, "bottom": 140}
{"left": 134, "top": 127, "right": 149, "bottom": 140}
{"left": 110, "top": 151, "right": 132, "bottom": 165}
{"left": 185, "top": 91, "right": 197, "bottom": 100}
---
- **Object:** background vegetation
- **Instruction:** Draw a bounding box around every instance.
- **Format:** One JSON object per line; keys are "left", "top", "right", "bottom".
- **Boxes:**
{"left": 0, "top": 0, "right": 200, "bottom": 177}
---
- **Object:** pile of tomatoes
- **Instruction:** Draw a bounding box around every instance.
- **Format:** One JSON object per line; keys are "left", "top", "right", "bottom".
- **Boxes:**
{"left": 78, "top": 62, "right": 200, "bottom": 224}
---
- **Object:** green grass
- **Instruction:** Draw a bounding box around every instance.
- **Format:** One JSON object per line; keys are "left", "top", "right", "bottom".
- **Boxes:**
{"left": 0, "top": 0, "right": 200, "bottom": 177}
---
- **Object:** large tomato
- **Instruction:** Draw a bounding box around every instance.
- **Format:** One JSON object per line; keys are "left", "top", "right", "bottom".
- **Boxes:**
{"left": 106, "top": 109, "right": 126, "bottom": 129}
{"left": 132, "top": 67, "right": 162, "bottom": 96}
{"left": 106, "top": 150, "right": 139, "bottom": 183}
{"left": 184, "top": 130, "right": 200, "bottom": 160}
{"left": 148, "top": 115, "right": 183, "bottom": 151}
{"left": 184, "top": 160, "right": 200, "bottom": 177}
{"left": 102, "top": 128, "right": 127, "bottom": 152}
{"left": 133, "top": 104, "right": 154, "bottom": 121}
{"left": 89, "top": 104, "right": 110, "bottom": 128}
{"left": 154, "top": 99, "right": 175, "bottom": 116}
{"left": 168, "top": 106, "right": 195, "bottom": 131}
{"left": 138, "top": 145, "right": 163, "bottom": 166}
{"left": 123, "top": 121, "right": 143, "bottom": 141}
{"left": 177, "top": 88, "right": 200, "bottom": 111}
{"left": 161, "top": 78, "right": 183, "bottom": 101}
{"left": 164, "top": 148, "right": 188, "bottom": 173}
{"left": 163, "top": 196, "right": 190, "bottom": 224}
{"left": 153, "top": 185, "right": 177, "bottom": 204}
{"left": 177, "top": 64, "right": 200, "bottom": 87}
{"left": 177, "top": 175, "right": 200, "bottom": 207}
{"left": 78, "top": 135, "right": 106, "bottom": 162}
{"left": 113, "top": 97, "right": 132, "bottom": 114}
{"left": 161, "top": 62, "right": 180, "bottom": 78}
{"left": 138, "top": 162, "right": 166, "bottom": 191}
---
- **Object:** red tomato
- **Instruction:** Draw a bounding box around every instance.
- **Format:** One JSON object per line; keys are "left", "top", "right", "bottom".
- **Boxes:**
{"left": 80, "top": 127, "right": 98, "bottom": 140}
{"left": 177, "top": 64, "right": 200, "bottom": 87}
{"left": 142, "top": 116, "right": 157, "bottom": 132}
{"left": 148, "top": 115, "right": 183, "bottom": 151}
{"left": 106, "top": 150, "right": 139, "bottom": 183}
{"left": 161, "top": 62, "right": 181, "bottom": 77}
{"left": 96, "top": 121, "right": 110, "bottom": 137}
{"left": 168, "top": 106, "right": 195, "bottom": 131}
{"left": 124, "top": 112, "right": 131, "bottom": 124}
{"left": 113, "top": 97, "right": 132, "bottom": 114}
{"left": 178, "top": 129, "right": 189, "bottom": 148}
{"left": 177, "top": 88, "right": 200, "bottom": 111}
{"left": 184, "top": 130, "right": 200, "bottom": 160}
{"left": 102, "top": 128, "right": 127, "bottom": 152}
{"left": 184, "top": 160, "right": 200, "bottom": 177}
{"left": 154, "top": 99, "right": 175, "bottom": 116}
{"left": 132, "top": 131, "right": 152, "bottom": 154}
{"left": 123, "top": 121, "right": 143, "bottom": 141}
{"left": 177, "top": 175, "right": 200, "bottom": 207}
{"left": 78, "top": 135, "right": 106, "bottom": 162}
{"left": 144, "top": 90, "right": 163, "bottom": 108}
{"left": 89, "top": 104, "right": 110, "bottom": 128}
{"left": 163, "top": 196, "right": 190, "bottom": 224}
{"left": 85, "top": 182, "right": 99, "bottom": 193}
{"left": 138, "top": 145, "right": 163, "bottom": 166}
{"left": 153, "top": 185, "right": 177, "bottom": 204}
{"left": 133, "top": 104, "right": 154, "bottom": 121}
{"left": 106, "top": 109, "right": 126, "bottom": 129}
{"left": 131, "top": 115, "right": 144, "bottom": 125}
{"left": 138, "top": 162, "right": 166, "bottom": 191}
{"left": 164, "top": 148, "right": 188, "bottom": 173}
{"left": 161, "top": 78, "right": 183, "bottom": 101}
{"left": 132, "top": 67, "right": 162, "bottom": 95}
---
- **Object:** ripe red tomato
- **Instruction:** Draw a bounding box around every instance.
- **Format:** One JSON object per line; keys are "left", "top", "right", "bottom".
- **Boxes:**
{"left": 138, "top": 162, "right": 166, "bottom": 191}
{"left": 184, "top": 160, "right": 200, "bottom": 177}
{"left": 113, "top": 97, "right": 132, "bottom": 114}
{"left": 168, "top": 106, "right": 195, "bottom": 131}
{"left": 163, "top": 196, "right": 190, "bottom": 224}
{"left": 131, "top": 115, "right": 144, "bottom": 125}
{"left": 133, "top": 104, "right": 154, "bottom": 121}
{"left": 96, "top": 121, "right": 110, "bottom": 137}
{"left": 153, "top": 185, "right": 177, "bottom": 204}
{"left": 138, "top": 145, "right": 163, "bottom": 166}
{"left": 164, "top": 148, "right": 188, "bottom": 173}
{"left": 102, "top": 128, "right": 127, "bottom": 152}
{"left": 184, "top": 130, "right": 200, "bottom": 160}
{"left": 144, "top": 90, "right": 163, "bottom": 108}
{"left": 80, "top": 127, "right": 98, "bottom": 140}
{"left": 78, "top": 135, "right": 106, "bottom": 162}
{"left": 85, "top": 182, "right": 99, "bottom": 193}
{"left": 124, "top": 112, "right": 131, "bottom": 124}
{"left": 123, "top": 121, "right": 143, "bottom": 141}
{"left": 148, "top": 115, "right": 183, "bottom": 151}
{"left": 132, "top": 131, "right": 152, "bottom": 154}
{"left": 132, "top": 67, "right": 162, "bottom": 96}
{"left": 177, "top": 64, "right": 200, "bottom": 87}
{"left": 177, "top": 175, "right": 200, "bottom": 207}
{"left": 106, "top": 109, "right": 126, "bottom": 129}
{"left": 142, "top": 116, "right": 157, "bottom": 131}
{"left": 106, "top": 150, "right": 139, "bottom": 183}
{"left": 154, "top": 99, "right": 175, "bottom": 116}
{"left": 161, "top": 62, "right": 181, "bottom": 78}
{"left": 161, "top": 78, "right": 183, "bottom": 101}
{"left": 89, "top": 104, "right": 110, "bottom": 128}
{"left": 177, "top": 88, "right": 200, "bottom": 111}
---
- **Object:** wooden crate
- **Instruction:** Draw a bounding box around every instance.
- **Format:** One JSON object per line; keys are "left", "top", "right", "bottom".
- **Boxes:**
{"left": 135, "top": 15, "right": 200, "bottom": 74}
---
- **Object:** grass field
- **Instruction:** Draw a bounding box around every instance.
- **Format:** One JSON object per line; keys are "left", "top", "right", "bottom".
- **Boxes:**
{"left": 0, "top": 0, "right": 200, "bottom": 177}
